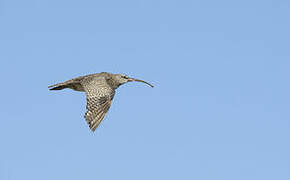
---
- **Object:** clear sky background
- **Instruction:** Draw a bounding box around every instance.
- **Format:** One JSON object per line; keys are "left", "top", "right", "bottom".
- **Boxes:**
{"left": 0, "top": 0, "right": 289, "bottom": 179}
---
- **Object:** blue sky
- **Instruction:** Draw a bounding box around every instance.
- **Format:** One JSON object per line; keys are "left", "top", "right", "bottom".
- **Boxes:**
{"left": 0, "top": 0, "right": 289, "bottom": 179}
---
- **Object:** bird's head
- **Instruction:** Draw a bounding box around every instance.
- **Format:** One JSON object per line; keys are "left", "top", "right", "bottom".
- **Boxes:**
{"left": 113, "top": 74, "right": 154, "bottom": 88}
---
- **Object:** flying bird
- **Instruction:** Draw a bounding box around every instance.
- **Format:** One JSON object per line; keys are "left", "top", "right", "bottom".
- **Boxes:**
{"left": 48, "top": 72, "right": 153, "bottom": 131}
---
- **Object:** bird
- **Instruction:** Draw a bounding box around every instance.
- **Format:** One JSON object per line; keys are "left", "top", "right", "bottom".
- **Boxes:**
{"left": 48, "top": 72, "right": 154, "bottom": 131}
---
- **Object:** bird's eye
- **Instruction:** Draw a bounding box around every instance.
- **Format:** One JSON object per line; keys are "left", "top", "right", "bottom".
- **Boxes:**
{"left": 122, "top": 75, "right": 129, "bottom": 79}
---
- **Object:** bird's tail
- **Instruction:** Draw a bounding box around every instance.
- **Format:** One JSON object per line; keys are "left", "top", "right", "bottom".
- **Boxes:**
{"left": 48, "top": 82, "right": 68, "bottom": 90}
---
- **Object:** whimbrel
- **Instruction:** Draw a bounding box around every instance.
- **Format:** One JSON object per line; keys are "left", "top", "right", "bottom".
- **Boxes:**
{"left": 48, "top": 72, "right": 153, "bottom": 131}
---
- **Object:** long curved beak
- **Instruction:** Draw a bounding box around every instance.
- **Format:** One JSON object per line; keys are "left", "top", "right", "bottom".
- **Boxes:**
{"left": 129, "top": 78, "right": 154, "bottom": 88}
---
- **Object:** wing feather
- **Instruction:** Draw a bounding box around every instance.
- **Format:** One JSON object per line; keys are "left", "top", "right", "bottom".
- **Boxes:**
{"left": 81, "top": 77, "right": 115, "bottom": 131}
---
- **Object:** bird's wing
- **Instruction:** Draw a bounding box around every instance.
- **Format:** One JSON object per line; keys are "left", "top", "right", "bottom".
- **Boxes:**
{"left": 81, "top": 77, "right": 115, "bottom": 131}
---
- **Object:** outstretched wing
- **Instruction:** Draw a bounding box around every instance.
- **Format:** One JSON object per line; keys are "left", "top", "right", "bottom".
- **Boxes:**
{"left": 81, "top": 76, "right": 115, "bottom": 131}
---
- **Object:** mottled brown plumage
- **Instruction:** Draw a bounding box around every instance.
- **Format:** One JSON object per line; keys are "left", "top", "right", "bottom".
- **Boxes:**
{"left": 48, "top": 72, "right": 153, "bottom": 131}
